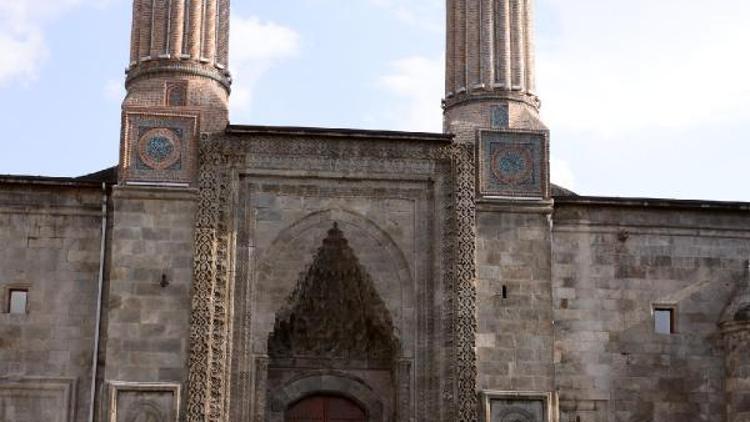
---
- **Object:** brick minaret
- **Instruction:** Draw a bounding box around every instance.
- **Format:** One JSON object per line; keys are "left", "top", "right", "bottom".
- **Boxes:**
{"left": 103, "top": 1, "right": 232, "bottom": 413}
{"left": 120, "top": 0, "right": 231, "bottom": 186}
{"left": 444, "top": 0, "right": 544, "bottom": 134}
{"left": 447, "top": 2, "right": 556, "bottom": 420}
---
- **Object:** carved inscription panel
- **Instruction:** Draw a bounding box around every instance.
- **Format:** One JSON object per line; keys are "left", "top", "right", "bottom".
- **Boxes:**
{"left": 0, "top": 378, "right": 76, "bottom": 422}
{"left": 481, "top": 391, "right": 552, "bottom": 422}
{"left": 109, "top": 383, "right": 180, "bottom": 422}
{"left": 490, "top": 399, "right": 545, "bottom": 422}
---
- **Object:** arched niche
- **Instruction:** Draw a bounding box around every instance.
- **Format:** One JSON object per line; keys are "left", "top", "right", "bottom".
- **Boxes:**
{"left": 251, "top": 209, "right": 415, "bottom": 359}
{"left": 267, "top": 373, "right": 386, "bottom": 422}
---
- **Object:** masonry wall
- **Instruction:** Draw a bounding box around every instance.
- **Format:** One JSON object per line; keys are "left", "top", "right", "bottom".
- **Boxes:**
{"left": 552, "top": 201, "right": 750, "bottom": 422}
{"left": 0, "top": 180, "right": 104, "bottom": 422}
{"left": 102, "top": 186, "right": 197, "bottom": 418}
{"left": 476, "top": 205, "right": 556, "bottom": 394}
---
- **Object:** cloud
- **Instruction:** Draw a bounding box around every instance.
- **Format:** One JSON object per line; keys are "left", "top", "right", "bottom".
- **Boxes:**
{"left": 367, "top": 0, "right": 443, "bottom": 32}
{"left": 0, "top": 0, "right": 114, "bottom": 87}
{"left": 0, "top": 28, "right": 46, "bottom": 85}
{"left": 537, "top": 0, "right": 750, "bottom": 137}
{"left": 550, "top": 156, "right": 575, "bottom": 190}
{"left": 104, "top": 79, "right": 125, "bottom": 102}
{"left": 378, "top": 56, "right": 444, "bottom": 132}
{"left": 229, "top": 16, "right": 300, "bottom": 118}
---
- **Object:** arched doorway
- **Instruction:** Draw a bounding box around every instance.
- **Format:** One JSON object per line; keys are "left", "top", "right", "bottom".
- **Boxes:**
{"left": 286, "top": 395, "right": 366, "bottom": 422}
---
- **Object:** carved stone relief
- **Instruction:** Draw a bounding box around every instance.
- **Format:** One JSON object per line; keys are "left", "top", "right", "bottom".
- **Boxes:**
{"left": 125, "top": 401, "right": 166, "bottom": 422}
{"left": 480, "top": 391, "right": 554, "bottom": 422}
{"left": 0, "top": 377, "right": 77, "bottom": 422}
{"left": 239, "top": 193, "right": 421, "bottom": 422}
{"left": 268, "top": 223, "right": 400, "bottom": 365}
{"left": 108, "top": 382, "right": 180, "bottom": 422}
{"left": 187, "top": 135, "right": 478, "bottom": 422}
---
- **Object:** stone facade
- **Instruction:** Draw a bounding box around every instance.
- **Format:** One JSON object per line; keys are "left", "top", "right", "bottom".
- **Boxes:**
{"left": 0, "top": 177, "right": 105, "bottom": 422}
{"left": 552, "top": 199, "right": 750, "bottom": 422}
{"left": 2, "top": 1, "right": 750, "bottom": 422}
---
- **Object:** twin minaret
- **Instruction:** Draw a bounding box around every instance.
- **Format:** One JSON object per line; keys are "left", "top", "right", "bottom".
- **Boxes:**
{"left": 121, "top": 0, "right": 541, "bottom": 130}
{"left": 120, "top": 0, "right": 547, "bottom": 197}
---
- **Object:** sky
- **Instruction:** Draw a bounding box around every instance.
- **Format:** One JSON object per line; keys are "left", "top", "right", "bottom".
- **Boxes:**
{"left": 0, "top": 0, "right": 749, "bottom": 201}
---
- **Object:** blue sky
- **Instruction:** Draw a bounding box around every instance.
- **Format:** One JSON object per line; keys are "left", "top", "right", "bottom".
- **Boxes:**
{"left": 1, "top": 0, "right": 749, "bottom": 201}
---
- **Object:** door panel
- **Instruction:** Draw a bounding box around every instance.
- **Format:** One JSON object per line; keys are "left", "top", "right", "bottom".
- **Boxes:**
{"left": 286, "top": 395, "right": 365, "bottom": 422}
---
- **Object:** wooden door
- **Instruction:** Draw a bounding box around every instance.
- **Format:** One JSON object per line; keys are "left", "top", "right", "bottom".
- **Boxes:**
{"left": 286, "top": 395, "right": 366, "bottom": 422}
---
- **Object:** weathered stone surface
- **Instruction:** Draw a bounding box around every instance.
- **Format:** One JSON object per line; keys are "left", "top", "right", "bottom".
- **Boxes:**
{"left": 5, "top": 0, "right": 750, "bottom": 421}
{"left": 552, "top": 202, "right": 750, "bottom": 422}
{"left": 103, "top": 186, "right": 197, "bottom": 390}
{"left": 0, "top": 180, "right": 103, "bottom": 422}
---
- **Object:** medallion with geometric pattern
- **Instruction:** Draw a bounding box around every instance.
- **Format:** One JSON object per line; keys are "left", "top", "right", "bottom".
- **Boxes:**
{"left": 477, "top": 130, "right": 550, "bottom": 198}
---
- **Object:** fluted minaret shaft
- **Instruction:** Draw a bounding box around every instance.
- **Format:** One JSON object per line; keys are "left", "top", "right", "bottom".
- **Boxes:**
{"left": 446, "top": 0, "right": 537, "bottom": 107}
{"left": 126, "top": 0, "right": 230, "bottom": 89}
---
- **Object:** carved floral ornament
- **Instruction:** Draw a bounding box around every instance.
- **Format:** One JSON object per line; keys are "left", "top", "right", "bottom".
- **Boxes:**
{"left": 186, "top": 136, "right": 478, "bottom": 422}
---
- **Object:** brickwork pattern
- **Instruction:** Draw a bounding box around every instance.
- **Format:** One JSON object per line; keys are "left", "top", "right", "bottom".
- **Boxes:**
{"left": 128, "top": 0, "right": 229, "bottom": 74}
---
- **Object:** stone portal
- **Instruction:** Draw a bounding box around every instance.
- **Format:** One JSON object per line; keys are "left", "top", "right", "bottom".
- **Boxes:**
{"left": 265, "top": 222, "right": 400, "bottom": 421}
{"left": 286, "top": 395, "right": 366, "bottom": 422}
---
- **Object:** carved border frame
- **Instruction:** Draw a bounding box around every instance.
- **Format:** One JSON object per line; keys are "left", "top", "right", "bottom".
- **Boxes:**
{"left": 186, "top": 135, "right": 477, "bottom": 422}
{"left": 0, "top": 377, "right": 77, "bottom": 422}
{"left": 479, "top": 390, "right": 559, "bottom": 422}
{"left": 476, "top": 128, "right": 550, "bottom": 199}
{"left": 120, "top": 108, "right": 201, "bottom": 186}
{"left": 107, "top": 381, "right": 181, "bottom": 422}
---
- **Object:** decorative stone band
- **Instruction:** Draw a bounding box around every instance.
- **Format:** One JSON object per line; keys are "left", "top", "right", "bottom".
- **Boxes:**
{"left": 126, "top": 61, "right": 232, "bottom": 92}
{"left": 444, "top": 90, "right": 540, "bottom": 111}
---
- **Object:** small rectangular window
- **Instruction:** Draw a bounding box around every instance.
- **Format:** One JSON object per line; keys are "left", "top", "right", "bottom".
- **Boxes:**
{"left": 654, "top": 307, "right": 675, "bottom": 334}
{"left": 8, "top": 289, "right": 28, "bottom": 314}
